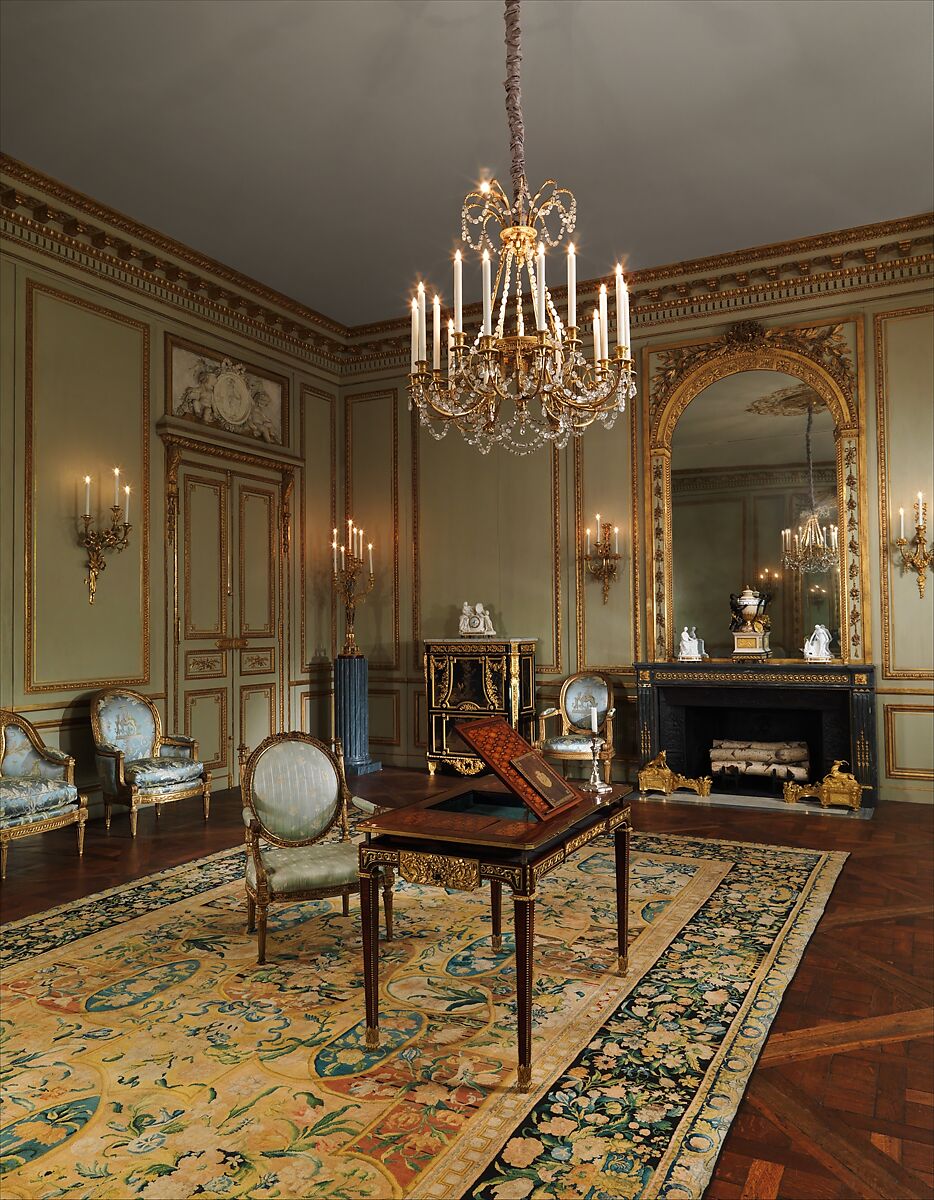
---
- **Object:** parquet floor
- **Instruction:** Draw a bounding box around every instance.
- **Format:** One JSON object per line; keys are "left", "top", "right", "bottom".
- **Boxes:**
{"left": 1, "top": 770, "right": 931, "bottom": 1199}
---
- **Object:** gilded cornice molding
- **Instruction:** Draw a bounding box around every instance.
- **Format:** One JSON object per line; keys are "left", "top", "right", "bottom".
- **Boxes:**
{"left": 2, "top": 155, "right": 932, "bottom": 377}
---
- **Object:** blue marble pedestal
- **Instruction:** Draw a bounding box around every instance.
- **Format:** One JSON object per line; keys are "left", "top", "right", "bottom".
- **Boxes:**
{"left": 334, "top": 654, "right": 381, "bottom": 776}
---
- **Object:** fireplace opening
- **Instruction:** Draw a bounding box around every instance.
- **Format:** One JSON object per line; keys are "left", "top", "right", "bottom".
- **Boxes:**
{"left": 657, "top": 685, "right": 851, "bottom": 797}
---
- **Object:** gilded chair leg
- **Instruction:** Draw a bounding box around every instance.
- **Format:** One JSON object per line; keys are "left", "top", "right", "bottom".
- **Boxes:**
{"left": 129, "top": 808, "right": 138, "bottom": 838}
{"left": 603, "top": 759, "right": 612, "bottom": 784}
{"left": 1, "top": 840, "right": 8, "bottom": 880}
{"left": 257, "top": 906, "right": 268, "bottom": 964}
{"left": 202, "top": 784, "right": 210, "bottom": 822}
{"left": 104, "top": 800, "right": 112, "bottom": 831}
{"left": 246, "top": 895, "right": 256, "bottom": 933}
{"left": 342, "top": 893, "right": 350, "bottom": 917}
{"left": 77, "top": 821, "right": 86, "bottom": 858}
{"left": 382, "top": 868, "right": 395, "bottom": 941}
{"left": 155, "top": 804, "right": 161, "bottom": 820}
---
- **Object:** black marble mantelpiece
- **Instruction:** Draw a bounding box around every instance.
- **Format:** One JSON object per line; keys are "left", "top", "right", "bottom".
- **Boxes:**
{"left": 634, "top": 660, "right": 877, "bottom": 807}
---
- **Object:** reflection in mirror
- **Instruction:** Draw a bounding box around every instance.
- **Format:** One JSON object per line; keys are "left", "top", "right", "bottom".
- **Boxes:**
{"left": 671, "top": 371, "right": 839, "bottom": 659}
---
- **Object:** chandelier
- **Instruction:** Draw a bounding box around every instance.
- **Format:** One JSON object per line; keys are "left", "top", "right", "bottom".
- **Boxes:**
{"left": 407, "top": 0, "right": 636, "bottom": 456}
{"left": 780, "top": 401, "right": 838, "bottom": 573}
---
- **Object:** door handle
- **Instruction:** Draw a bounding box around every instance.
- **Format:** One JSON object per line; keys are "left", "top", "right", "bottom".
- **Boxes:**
{"left": 215, "top": 637, "right": 248, "bottom": 650}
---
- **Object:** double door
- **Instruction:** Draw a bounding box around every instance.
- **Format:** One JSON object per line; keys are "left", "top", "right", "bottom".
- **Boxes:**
{"left": 174, "top": 460, "right": 285, "bottom": 788}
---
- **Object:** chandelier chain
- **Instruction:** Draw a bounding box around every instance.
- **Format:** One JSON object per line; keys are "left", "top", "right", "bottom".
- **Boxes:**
{"left": 504, "top": 0, "right": 528, "bottom": 215}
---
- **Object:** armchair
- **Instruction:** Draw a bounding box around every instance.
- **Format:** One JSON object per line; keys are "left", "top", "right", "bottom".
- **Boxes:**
{"left": 535, "top": 671, "right": 616, "bottom": 785}
{"left": 90, "top": 689, "right": 210, "bottom": 836}
{"left": 0, "top": 710, "right": 88, "bottom": 878}
{"left": 240, "top": 733, "right": 393, "bottom": 964}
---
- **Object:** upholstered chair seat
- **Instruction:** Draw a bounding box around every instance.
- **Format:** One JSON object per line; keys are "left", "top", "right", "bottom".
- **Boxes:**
{"left": 0, "top": 709, "right": 88, "bottom": 878}
{"left": 535, "top": 672, "right": 616, "bottom": 785}
{"left": 240, "top": 733, "right": 393, "bottom": 964}
{"left": 91, "top": 690, "right": 210, "bottom": 836}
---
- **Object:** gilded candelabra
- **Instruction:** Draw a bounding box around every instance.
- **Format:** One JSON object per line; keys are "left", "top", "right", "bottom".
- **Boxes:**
{"left": 895, "top": 493, "right": 932, "bottom": 599}
{"left": 332, "top": 523, "right": 375, "bottom": 657}
{"left": 80, "top": 505, "right": 131, "bottom": 604}
{"left": 583, "top": 518, "right": 621, "bottom": 604}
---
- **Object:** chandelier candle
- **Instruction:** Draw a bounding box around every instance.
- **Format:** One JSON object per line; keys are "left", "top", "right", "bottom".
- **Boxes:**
{"left": 405, "top": 0, "right": 635, "bottom": 455}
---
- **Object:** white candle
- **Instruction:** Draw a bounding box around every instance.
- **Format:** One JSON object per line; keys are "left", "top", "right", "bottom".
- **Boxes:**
{"left": 590, "top": 704, "right": 598, "bottom": 733}
{"left": 113, "top": 467, "right": 120, "bottom": 508}
{"left": 123, "top": 485, "right": 130, "bottom": 525}
{"left": 621, "top": 273, "right": 631, "bottom": 349}
{"left": 832, "top": 525, "right": 838, "bottom": 549}
{"left": 447, "top": 318, "right": 454, "bottom": 356}
{"left": 359, "top": 528, "right": 364, "bottom": 559}
{"left": 417, "top": 282, "right": 426, "bottom": 363}
{"left": 410, "top": 298, "right": 418, "bottom": 373}
{"left": 567, "top": 243, "right": 576, "bottom": 329}
{"left": 899, "top": 508, "right": 905, "bottom": 539}
{"left": 614, "top": 526, "right": 619, "bottom": 555}
{"left": 368, "top": 542, "right": 373, "bottom": 574}
{"left": 340, "top": 544, "right": 345, "bottom": 571}
{"left": 592, "top": 309, "right": 601, "bottom": 369}
{"left": 432, "top": 294, "right": 441, "bottom": 371}
{"left": 454, "top": 250, "right": 463, "bottom": 333}
{"left": 535, "top": 243, "right": 546, "bottom": 331}
{"left": 332, "top": 540, "right": 337, "bottom": 573}
{"left": 599, "top": 284, "right": 609, "bottom": 361}
{"left": 586, "top": 527, "right": 591, "bottom": 556}
{"left": 482, "top": 250, "right": 492, "bottom": 337}
{"left": 596, "top": 514, "right": 601, "bottom": 539}
{"left": 83, "top": 475, "right": 90, "bottom": 517}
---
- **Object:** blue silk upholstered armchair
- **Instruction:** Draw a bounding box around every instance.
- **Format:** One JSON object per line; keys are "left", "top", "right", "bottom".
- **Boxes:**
{"left": 0, "top": 709, "right": 88, "bottom": 878}
{"left": 90, "top": 689, "right": 210, "bottom": 836}
{"left": 534, "top": 671, "right": 616, "bottom": 785}
{"left": 240, "top": 732, "right": 394, "bottom": 964}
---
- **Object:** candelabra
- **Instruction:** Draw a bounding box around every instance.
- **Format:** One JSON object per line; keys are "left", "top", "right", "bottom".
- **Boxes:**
{"left": 79, "top": 506, "right": 131, "bottom": 604}
{"left": 895, "top": 493, "right": 933, "bottom": 599}
{"left": 332, "top": 523, "right": 375, "bottom": 657}
{"left": 583, "top": 517, "right": 621, "bottom": 604}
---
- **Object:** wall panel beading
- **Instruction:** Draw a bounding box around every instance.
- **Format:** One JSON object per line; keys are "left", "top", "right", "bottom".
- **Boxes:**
{"left": 299, "top": 384, "right": 338, "bottom": 673}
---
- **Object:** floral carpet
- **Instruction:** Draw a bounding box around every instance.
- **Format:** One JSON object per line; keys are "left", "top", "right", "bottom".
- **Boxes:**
{"left": 0, "top": 833, "right": 844, "bottom": 1199}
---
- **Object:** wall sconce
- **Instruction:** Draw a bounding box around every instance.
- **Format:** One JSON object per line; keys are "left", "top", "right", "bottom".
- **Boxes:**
{"left": 758, "top": 567, "right": 780, "bottom": 588}
{"left": 895, "top": 491, "right": 933, "bottom": 599}
{"left": 79, "top": 468, "right": 132, "bottom": 604}
{"left": 332, "top": 516, "right": 375, "bottom": 656}
{"left": 583, "top": 513, "right": 621, "bottom": 604}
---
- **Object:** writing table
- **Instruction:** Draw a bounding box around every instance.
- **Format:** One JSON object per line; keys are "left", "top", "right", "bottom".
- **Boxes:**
{"left": 358, "top": 774, "right": 631, "bottom": 1092}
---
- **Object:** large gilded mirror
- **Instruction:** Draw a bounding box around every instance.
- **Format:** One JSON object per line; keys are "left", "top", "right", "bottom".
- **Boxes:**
{"left": 671, "top": 372, "right": 839, "bottom": 658}
{"left": 647, "top": 320, "right": 870, "bottom": 662}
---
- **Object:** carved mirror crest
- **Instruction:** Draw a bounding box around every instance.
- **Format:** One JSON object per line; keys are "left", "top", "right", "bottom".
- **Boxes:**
{"left": 646, "top": 320, "right": 869, "bottom": 662}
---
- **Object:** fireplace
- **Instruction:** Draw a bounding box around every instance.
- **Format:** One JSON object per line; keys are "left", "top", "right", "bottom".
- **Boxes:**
{"left": 635, "top": 661, "right": 877, "bottom": 808}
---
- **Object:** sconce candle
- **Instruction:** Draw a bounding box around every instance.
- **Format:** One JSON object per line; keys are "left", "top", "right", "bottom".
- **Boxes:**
{"left": 112, "top": 467, "right": 120, "bottom": 508}
{"left": 123, "top": 486, "right": 130, "bottom": 525}
{"left": 83, "top": 475, "right": 91, "bottom": 517}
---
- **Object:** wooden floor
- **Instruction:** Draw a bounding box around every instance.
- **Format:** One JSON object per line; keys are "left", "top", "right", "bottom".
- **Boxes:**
{"left": 1, "top": 770, "right": 932, "bottom": 1200}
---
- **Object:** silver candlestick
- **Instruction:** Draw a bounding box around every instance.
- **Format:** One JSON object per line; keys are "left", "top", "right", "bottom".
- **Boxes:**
{"left": 581, "top": 733, "right": 612, "bottom": 796}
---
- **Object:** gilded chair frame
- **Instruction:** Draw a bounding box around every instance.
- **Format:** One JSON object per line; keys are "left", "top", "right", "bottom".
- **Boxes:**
{"left": 239, "top": 732, "right": 393, "bottom": 964}
{"left": 536, "top": 672, "right": 616, "bottom": 784}
{"left": 0, "top": 709, "right": 88, "bottom": 879}
{"left": 90, "top": 688, "right": 210, "bottom": 836}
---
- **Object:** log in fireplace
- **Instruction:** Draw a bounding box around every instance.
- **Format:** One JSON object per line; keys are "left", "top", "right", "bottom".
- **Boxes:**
{"left": 634, "top": 661, "right": 877, "bottom": 808}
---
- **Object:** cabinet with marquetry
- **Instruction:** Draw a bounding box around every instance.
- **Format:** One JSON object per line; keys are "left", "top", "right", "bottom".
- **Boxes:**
{"left": 423, "top": 638, "right": 537, "bottom": 775}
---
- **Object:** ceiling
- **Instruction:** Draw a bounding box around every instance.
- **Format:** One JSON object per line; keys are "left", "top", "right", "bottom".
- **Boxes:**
{"left": 1, "top": 0, "right": 932, "bottom": 327}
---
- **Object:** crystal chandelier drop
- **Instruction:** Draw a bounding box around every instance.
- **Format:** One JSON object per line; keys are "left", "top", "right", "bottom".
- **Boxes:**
{"left": 407, "top": 0, "right": 636, "bottom": 456}
{"left": 780, "top": 402, "right": 838, "bottom": 573}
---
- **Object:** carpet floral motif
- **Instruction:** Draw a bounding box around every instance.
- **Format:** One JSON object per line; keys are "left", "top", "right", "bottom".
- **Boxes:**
{"left": 0, "top": 835, "right": 843, "bottom": 1199}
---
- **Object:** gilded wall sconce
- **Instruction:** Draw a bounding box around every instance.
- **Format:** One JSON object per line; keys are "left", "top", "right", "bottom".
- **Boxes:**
{"left": 584, "top": 513, "right": 621, "bottom": 604}
{"left": 332, "top": 517, "right": 375, "bottom": 656}
{"left": 895, "top": 491, "right": 933, "bottom": 599}
{"left": 78, "top": 469, "right": 132, "bottom": 605}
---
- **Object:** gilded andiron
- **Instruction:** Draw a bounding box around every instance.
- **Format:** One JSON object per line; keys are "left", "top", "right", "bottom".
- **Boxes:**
{"left": 332, "top": 519, "right": 375, "bottom": 657}
{"left": 79, "top": 470, "right": 132, "bottom": 605}
{"left": 584, "top": 516, "right": 621, "bottom": 604}
{"left": 895, "top": 492, "right": 932, "bottom": 599}
{"left": 783, "top": 760, "right": 867, "bottom": 811}
{"left": 638, "top": 751, "right": 712, "bottom": 798}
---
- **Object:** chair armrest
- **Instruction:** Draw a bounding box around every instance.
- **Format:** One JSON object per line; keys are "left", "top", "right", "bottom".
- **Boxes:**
{"left": 95, "top": 742, "right": 126, "bottom": 792}
{"left": 351, "top": 796, "right": 380, "bottom": 817}
{"left": 603, "top": 708, "right": 616, "bottom": 748}
{"left": 160, "top": 735, "right": 198, "bottom": 761}
{"left": 38, "top": 745, "right": 75, "bottom": 785}
{"left": 536, "top": 707, "right": 561, "bottom": 746}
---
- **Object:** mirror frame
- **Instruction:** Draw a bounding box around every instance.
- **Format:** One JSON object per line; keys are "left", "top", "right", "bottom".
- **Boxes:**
{"left": 645, "top": 319, "right": 870, "bottom": 662}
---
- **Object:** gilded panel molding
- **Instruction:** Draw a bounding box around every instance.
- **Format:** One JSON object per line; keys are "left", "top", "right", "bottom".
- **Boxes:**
{"left": 883, "top": 704, "right": 934, "bottom": 781}
{"left": 240, "top": 647, "right": 275, "bottom": 676}
{"left": 874, "top": 306, "right": 934, "bottom": 682}
{"left": 24, "top": 280, "right": 151, "bottom": 693}
{"left": 237, "top": 483, "right": 276, "bottom": 638}
{"left": 368, "top": 687, "right": 402, "bottom": 748}
{"left": 645, "top": 318, "right": 870, "bottom": 662}
{"left": 182, "top": 473, "right": 227, "bottom": 641}
{"left": 344, "top": 389, "right": 400, "bottom": 673}
{"left": 299, "top": 385, "right": 337, "bottom": 668}
{"left": 184, "top": 686, "right": 228, "bottom": 773}
{"left": 184, "top": 650, "right": 226, "bottom": 680}
{"left": 239, "top": 682, "right": 276, "bottom": 747}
